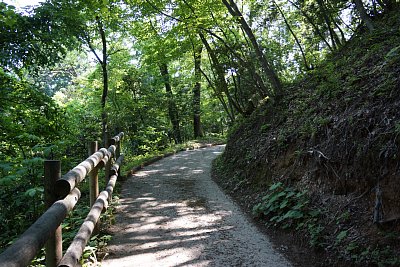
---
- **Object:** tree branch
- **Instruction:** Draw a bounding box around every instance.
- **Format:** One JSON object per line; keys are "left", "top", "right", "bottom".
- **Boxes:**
{"left": 82, "top": 32, "right": 103, "bottom": 65}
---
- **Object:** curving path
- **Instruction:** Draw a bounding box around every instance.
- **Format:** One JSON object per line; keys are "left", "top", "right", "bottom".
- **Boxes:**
{"left": 102, "top": 145, "right": 292, "bottom": 267}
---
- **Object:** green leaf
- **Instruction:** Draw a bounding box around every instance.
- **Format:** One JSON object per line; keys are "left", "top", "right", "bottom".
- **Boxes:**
{"left": 269, "top": 182, "right": 282, "bottom": 191}
{"left": 267, "top": 191, "right": 286, "bottom": 204}
{"left": 282, "top": 210, "right": 304, "bottom": 220}
{"left": 0, "top": 175, "right": 17, "bottom": 186}
{"left": 285, "top": 191, "right": 295, "bottom": 198}
{"left": 25, "top": 188, "right": 37, "bottom": 197}
{"left": 280, "top": 199, "right": 289, "bottom": 209}
{"left": 336, "top": 230, "right": 348, "bottom": 243}
{"left": 308, "top": 210, "right": 320, "bottom": 218}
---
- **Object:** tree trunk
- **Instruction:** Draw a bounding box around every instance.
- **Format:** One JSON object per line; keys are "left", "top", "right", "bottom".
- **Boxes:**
{"left": 199, "top": 67, "right": 236, "bottom": 123}
{"left": 199, "top": 32, "right": 244, "bottom": 115}
{"left": 316, "top": 0, "right": 339, "bottom": 49}
{"left": 273, "top": 0, "right": 311, "bottom": 70}
{"left": 96, "top": 16, "right": 109, "bottom": 146}
{"left": 193, "top": 45, "right": 203, "bottom": 138}
{"left": 288, "top": 0, "right": 334, "bottom": 51}
{"left": 222, "top": 0, "right": 282, "bottom": 97}
{"left": 354, "top": 0, "right": 375, "bottom": 32}
{"left": 159, "top": 63, "right": 182, "bottom": 144}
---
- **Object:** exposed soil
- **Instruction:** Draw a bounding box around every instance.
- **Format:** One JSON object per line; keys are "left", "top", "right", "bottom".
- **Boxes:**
{"left": 102, "top": 146, "right": 292, "bottom": 267}
{"left": 212, "top": 170, "right": 350, "bottom": 267}
{"left": 211, "top": 10, "right": 400, "bottom": 267}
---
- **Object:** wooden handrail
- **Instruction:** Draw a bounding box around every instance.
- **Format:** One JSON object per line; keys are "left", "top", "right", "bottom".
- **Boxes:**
{"left": 110, "top": 153, "right": 124, "bottom": 176}
{"left": 110, "top": 132, "right": 124, "bottom": 145}
{"left": 0, "top": 188, "right": 81, "bottom": 267}
{"left": 0, "top": 132, "right": 125, "bottom": 267}
{"left": 58, "top": 155, "right": 124, "bottom": 267}
{"left": 55, "top": 148, "right": 108, "bottom": 198}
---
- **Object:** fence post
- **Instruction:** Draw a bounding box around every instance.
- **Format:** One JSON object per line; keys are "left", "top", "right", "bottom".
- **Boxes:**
{"left": 116, "top": 134, "right": 122, "bottom": 178}
{"left": 105, "top": 138, "right": 113, "bottom": 185}
{"left": 116, "top": 140, "right": 121, "bottom": 160}
{"left": 89, "top": 141, "right": 100, "bottom": 234}
{"left": 44, "top": 160, "right": 62, "bottom": 267}
{"left": 89, "top": 141, "right": 99, "bottom": 208}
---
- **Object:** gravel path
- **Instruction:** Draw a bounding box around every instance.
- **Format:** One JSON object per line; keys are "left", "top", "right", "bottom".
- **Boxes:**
{"left": 102, "top": 145, "right": 292, "bottom": 267}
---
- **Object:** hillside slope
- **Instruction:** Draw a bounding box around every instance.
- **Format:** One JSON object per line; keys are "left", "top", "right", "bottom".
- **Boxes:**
{"left": 213, "top": 10, "right": 400, "bottom": 267}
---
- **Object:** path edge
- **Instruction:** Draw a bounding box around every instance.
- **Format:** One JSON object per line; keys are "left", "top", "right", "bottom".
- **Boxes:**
{"left": 124, "top": 143, "right": 225, "bottom": 178}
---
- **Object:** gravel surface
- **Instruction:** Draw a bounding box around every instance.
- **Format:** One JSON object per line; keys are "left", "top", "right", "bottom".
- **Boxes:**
{"left": 102, "top": 145, "right": 292, "bottom": 267}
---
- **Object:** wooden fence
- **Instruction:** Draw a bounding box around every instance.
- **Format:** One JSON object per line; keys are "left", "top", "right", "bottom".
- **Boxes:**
{"left": 0, "top": 132, "right": 124, "bottom": 267}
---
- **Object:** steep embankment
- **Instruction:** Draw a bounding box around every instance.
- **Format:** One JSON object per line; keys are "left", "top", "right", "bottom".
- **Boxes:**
{"left": 213, "top": 11, "right": 400, "bottom": 267}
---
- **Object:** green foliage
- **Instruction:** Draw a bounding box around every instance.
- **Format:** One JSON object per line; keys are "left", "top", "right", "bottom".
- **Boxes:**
{"left": 0, "top": 72, "right": 72, "bottom": 249}
{"left": 0, "top": 2, "right": 78, "bottom": 71}
{"left": 253, "top": 182, "right": 324, "bottom": 247}
{"left": 341, "top": 244, "right": 400, "bottom": 267}
{"left": 335, "top": 230, "right": 348, "bottom": 245}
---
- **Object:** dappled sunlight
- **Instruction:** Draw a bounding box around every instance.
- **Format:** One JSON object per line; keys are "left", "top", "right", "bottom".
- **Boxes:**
{"left": 103, "top": 146, "right": 290, "bottom": 267}
{"left": 134, "top": 169, "right": 163, "bottom": 177}
{"left": 103, "top": 247, "right": 210, "bottom": 267}
{"left": 135, "top": 197, "right": 156, "bottom": 201}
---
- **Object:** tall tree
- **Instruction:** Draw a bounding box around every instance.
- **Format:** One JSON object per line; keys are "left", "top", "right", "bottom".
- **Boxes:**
{"left": 45, "top": 0, "right": 126, "bottom": 145}
{"left": 272, "top": 0, "right": 312, "bottom": 70}
{"left": 353, "top": 0, "right": 375, "bottom": 32}
{"left": 221, "top": 0, "right": 282, "bottom": 97}
{"left": 192, "top": 44, "right": 203, "bottom": 138}
{"left": 159, "top": 63, "right": 182, "bottom": 143}
{"left": 89, "top": 15, "right": 109, "bottom": 146}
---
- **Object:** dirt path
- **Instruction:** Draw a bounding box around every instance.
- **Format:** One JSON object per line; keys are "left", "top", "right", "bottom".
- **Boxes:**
{"left": 102, "top": 145, "right": 292, "bottom": 267}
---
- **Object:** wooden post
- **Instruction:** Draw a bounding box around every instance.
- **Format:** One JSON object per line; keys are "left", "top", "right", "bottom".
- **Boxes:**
{"left": 116, "top": 140, "right": 121, "bottom": 179}
{"left": 89, "top": 141, "right": 99, "bottom": 208}
{"left": 44, "top": 160, "right": 62, "bottom": 267}
{"left": 105, "top": 138, "right": 113, "bottom": 185}
{"left": 89, "top": 141, "right": 99, "bottom": 234}
{"left": 116, "top": 134, "right": 122, "bottom": 178}
{"left": 116, "top": 140, "right": 121, "bottom": 159}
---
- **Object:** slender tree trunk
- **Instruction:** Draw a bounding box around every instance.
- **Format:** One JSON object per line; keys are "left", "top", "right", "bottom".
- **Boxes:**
{"left": 288, "top": 0, "right": 334, "bottom": 51}
{"left": 332, "top": 19, "right": 346, "bottom": 43}
{"left": 273, "top": 0, "right": 311, "bottom": 70}
{"left": 199, "top": 68, "right": 235, "bottom": 123}
{"left": 222, "top": 0, "right": 282, "bottom": 97}
{"left": 96, "top": 16, "right": 109, "bottom": 146}
{"left": 159, "top": 63, "right": 182, "bottom": 144}
{"left": 193, "top": 45, "right": 203, "bottom": 138}
{"left": 199, "top": 32, "right": 244, "bottom": 115}
{"left": 316, "top": 0, "right": 338, "bottom": 49}
{"left": 207, "top": 14, "right": 270, "bottom": 98}
{"left": 354, "top": 0, "right": 375, "bottom": 32}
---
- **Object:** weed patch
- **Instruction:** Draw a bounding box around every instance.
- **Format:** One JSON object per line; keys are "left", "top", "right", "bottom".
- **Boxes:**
{"left": 253, "top": 182, "right": 324, "bottom": 247}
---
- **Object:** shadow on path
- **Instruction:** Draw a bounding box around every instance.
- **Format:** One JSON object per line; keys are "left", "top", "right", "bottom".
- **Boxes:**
{"left": 102, "top": 146, "right": 291, "bottom": 267}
